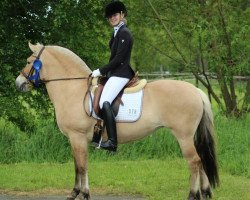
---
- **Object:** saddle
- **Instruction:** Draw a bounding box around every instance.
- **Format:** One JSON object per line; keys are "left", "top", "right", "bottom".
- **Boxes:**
{"left": 91, "top": 73, "right": 147, "bottom": 118}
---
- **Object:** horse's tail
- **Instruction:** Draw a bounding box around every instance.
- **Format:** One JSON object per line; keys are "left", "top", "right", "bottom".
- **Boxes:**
{"left": 195, "top": 89, "right": 219, "bottom": 188}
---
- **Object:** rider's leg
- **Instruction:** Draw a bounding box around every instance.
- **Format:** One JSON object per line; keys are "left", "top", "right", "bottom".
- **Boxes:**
{"left": 99, "top": 76, "right": 129, "bottom": 152}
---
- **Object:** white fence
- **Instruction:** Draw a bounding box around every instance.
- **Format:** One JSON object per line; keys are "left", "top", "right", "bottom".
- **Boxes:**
{"left": 138, "top": 72, "right": 249, "bottom": 81}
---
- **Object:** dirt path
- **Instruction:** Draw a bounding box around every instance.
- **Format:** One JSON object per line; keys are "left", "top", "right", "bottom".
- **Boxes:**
{"left": 0, "top": 194, "right": 145, "bottom": 200}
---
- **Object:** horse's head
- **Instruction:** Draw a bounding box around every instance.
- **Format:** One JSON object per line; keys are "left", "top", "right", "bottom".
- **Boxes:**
{"left": 16, "top": 43, "right": 92, "bottom": 92}
{"left": 16, "top": 42, "right": 46, "bottom": 92}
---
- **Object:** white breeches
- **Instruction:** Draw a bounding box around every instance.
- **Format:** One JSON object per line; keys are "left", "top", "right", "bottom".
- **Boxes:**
{"left": 99, "top": 76, "right": 129, "bottom": 109}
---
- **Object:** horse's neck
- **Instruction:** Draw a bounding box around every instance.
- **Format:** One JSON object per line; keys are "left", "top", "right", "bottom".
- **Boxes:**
{"left": 44, "top": 48, "right": 91, "bottom": 106}
{"left": 45, "top": 46, "right": 91, "bottom": 78}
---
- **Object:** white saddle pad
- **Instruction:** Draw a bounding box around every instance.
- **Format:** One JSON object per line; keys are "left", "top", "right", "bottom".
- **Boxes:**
{"left": 89, "top": 89, "right": 144, "bottom": 122}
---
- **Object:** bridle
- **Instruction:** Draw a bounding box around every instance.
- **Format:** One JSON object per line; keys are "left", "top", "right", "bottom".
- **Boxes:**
{"left": 21, "top": 46, "right": 90, "bottom": 87}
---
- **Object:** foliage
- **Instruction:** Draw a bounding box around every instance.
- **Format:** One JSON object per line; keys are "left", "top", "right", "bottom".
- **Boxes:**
{"left": 0, "top": 0, "right": 249, "bottom": 128}
{"left": 142, "top": 0, "right": 250, "bottom": 115}
{"left": 0, "top": 118, "right": 71, "bottom": 164}
{"left": 0, "top": 0, "right": 56, "bottom": 130}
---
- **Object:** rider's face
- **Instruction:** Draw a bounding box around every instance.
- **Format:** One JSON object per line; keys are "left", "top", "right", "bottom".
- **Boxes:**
{"left": 108, "top": 12, "right": 124, "bottom": 27}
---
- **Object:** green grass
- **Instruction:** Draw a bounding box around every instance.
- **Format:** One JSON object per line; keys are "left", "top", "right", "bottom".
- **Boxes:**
{"left": 214, "top": 114, "right": 250, "bottom": 178}
{"left": 0, "top": 160, "right": 250, "bottom": 200}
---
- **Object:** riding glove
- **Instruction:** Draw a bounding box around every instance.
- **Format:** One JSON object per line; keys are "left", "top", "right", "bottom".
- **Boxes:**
{"left": 92, "top": 69, "right": 101, "bottom": 78}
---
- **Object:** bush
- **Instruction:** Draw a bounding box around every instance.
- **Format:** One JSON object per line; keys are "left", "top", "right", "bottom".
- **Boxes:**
{"left": 0, "top": 118, "right": 27, "bottom": 163}
{"left": 0, "top": 118, "right": 71, "bottom": 164}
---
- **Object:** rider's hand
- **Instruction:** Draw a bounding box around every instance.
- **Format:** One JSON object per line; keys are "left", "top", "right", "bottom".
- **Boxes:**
{"left": 91, "top": 69, "right": 101, "bottom": 78}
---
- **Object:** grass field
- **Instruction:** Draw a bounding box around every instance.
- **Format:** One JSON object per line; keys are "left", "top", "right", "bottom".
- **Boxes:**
{"left": 0, "top": 159, "right": 250, "bottom": 200}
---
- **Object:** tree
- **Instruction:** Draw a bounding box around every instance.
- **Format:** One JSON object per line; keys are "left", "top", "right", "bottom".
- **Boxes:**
{"left": 0, "top": 0, "right": 56, "bottom": 130}
{"left": 143, "top": 0, "right": 249, "bottom": 116}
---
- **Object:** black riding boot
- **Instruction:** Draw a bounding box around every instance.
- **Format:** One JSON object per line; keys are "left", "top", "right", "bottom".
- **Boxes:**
{"left": 100, "top": 101, "right": 117, "bottom": 152}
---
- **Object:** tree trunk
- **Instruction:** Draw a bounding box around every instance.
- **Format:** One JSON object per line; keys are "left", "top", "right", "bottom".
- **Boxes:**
{"left": 216, "top": 71, "right": 232, "bottom": 114}
{"left": 217, "top": 1, "right": 239, "bottom": 116}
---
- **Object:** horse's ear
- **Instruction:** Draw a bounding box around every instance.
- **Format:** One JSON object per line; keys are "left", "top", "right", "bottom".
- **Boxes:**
{"left": 28, "top": 42, "right": 36, "bottom": 52}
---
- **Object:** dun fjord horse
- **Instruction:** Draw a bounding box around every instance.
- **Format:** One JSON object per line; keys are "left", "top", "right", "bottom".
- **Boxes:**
{"left": 16, "top": 43, "right": 219, "bottom": 200}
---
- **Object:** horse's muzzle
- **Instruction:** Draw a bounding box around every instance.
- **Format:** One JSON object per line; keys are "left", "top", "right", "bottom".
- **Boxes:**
{"left": 16, "top": 75, "right": 32, "bottom": 92}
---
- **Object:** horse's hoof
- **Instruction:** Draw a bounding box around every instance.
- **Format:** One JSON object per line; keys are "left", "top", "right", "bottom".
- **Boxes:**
{"left": 66, "top": 197, "right": 75, "bottom": 200}
{"left": 187, "top": 191, "right": 201, "bottom": 200}
{"left": 66, "top": 188, "right": 80, "bottom": 200}
{"left": 202, "top": 188, "right": 212, "bottom": 199}
{"left": 78, "top": 192, "right": 91, "bottom": 200}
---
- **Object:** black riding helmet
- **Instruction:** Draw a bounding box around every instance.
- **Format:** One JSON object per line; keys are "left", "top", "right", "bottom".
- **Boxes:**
{"left": 105, "top": 1, "right": 127, "bottom": 18}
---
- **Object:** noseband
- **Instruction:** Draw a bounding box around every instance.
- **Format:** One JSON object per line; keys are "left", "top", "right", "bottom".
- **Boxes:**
{"left": 21, "top": 46, "right": 90, "bottom": 87}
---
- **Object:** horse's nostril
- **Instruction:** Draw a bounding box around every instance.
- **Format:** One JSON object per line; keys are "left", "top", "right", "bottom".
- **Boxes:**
{"left": 20, "top": 82, "right": 26, "bottom": 91}
{"left": 16, "top": 81, "right": 27, "bottom": 92}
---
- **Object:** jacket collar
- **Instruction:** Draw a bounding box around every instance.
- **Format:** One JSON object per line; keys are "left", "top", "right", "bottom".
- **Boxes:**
{"left": 114, "top": 21, "right": 125, "bottom": 37}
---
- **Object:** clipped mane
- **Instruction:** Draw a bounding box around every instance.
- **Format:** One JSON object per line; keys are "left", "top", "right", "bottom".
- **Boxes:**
{"left": 47, "top": 45, "right": 92, "bottom": 74}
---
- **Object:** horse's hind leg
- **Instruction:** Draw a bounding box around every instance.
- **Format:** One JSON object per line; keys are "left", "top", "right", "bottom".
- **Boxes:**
{"left": 177, "top": 136, "right": 202, "bottom": 200}
{"left": 67, "top": 132, "right": 90, "bottom": 200}
{"left": 200, "top": 169, "right": 212, "bottom": 199}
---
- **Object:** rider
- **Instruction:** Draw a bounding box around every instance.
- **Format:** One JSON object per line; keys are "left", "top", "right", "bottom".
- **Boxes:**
{"left": 91, "top": 1, "right": 135, "bottom": 152}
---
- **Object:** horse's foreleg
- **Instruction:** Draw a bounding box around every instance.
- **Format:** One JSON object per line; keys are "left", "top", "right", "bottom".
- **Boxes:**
{"left": 178, "top": 137, "right": 202, "bottom": 200}
{"left": 67, "top": 133, "right": 90, "bottom": 200}
{"left": 66, "top": 158, "right": 82, "bottom": 200}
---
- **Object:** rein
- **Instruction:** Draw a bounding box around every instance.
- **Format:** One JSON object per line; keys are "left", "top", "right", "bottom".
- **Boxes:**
{"left": 41, "top": 77, "right": 90, "bottom": 83}
{"left": 21, "top": 70, "right": 90, "bottom": 83}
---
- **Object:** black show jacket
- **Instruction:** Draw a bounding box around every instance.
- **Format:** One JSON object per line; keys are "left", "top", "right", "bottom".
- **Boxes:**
{"left": 99, "top": 25, "right": 135, "bottom": 80}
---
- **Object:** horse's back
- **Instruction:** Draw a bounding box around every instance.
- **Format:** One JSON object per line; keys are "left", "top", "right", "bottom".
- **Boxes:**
{"left": 147, "top": 79, "right": 197, "bottom": 92}
{"left": 146, "top": 79, "right": 201, "bottom": 104}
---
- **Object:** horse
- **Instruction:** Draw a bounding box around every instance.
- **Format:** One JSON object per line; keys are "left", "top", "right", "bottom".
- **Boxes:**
{"left": 16, "top": 43, "right": 219, "bottom": 200}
